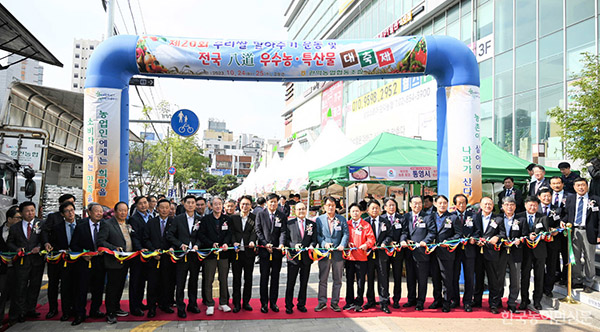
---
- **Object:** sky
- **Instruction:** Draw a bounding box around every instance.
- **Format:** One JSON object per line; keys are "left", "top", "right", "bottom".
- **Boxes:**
{"left": 1, "top": 0, "right": 288, "bottom": 140}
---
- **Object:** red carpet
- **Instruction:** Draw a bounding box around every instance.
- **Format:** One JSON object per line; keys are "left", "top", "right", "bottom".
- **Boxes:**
{"left": 36, "top": 298, "right": 548, "bottom": 322}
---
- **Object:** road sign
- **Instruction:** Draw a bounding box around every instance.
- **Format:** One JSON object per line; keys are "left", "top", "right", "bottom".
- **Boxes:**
{"left": 168, "top": 166, "right": 176, "bottom": 175}
{"left": 171, "top": 109, "right": 199, "bottom": 137}
{"left": 129, "top": 77, "right": 155, "bottom": 86}
{"left": 167, "top": 188, "right": 176, "bottom": 198}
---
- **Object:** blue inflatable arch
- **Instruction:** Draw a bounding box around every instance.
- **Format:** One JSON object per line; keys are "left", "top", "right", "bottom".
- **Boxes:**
{"left": 84, "top": 35, "right": 480, "bottom": 206}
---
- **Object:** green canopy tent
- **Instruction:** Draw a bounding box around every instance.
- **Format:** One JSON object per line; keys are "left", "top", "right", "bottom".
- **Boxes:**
{"left": 308, "top": 132, "right": 563, "bottom": 189}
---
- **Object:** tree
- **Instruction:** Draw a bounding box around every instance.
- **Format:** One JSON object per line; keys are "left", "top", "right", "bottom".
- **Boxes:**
{"left": 207, "top": 174, "right": 240, "bottom": 197}
{"left": 548, "top": 53, "right": 600, "bottom": 164}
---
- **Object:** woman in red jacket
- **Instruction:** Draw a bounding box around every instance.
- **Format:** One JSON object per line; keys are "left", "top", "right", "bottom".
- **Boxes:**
{"left": 343, "top": 203, "right": 376, "bottom": 312}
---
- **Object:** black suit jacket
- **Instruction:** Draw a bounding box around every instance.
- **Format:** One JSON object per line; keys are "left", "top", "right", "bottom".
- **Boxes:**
{"left": 400, "top": 211, "right": 436, "bottom": 262}
{"left": 230, "top": 213, "right": 257, "bottom": 247}
{"left": 564, "top": 194, "right": 600, "bottom": 244}
{"left": 129, "top": 211, "right": 150, "bottom": 251}
{"left": 41, "top": 211, "right": 64, "bottom": 245}
{"left": 364, "top": 215, "right": 393, "bottom": 247}
{"left": 473, "top": 212, "right": 505, "bottom": 262}
{"left": 498, "top": 187, "right": 525, "bottom": 212}
{"left": 198, "top": 213, "right": 232, "bottom": 259}
{"left": 518, "top": 212, "right": 549, "bottom": 259}
{"left": 7, "top": 219, "right": 45, "bottom": 266}
{"left": 285, "top": 218, "right": 317, "bottom": 265}
{"left": 0, "top": 223, "right": 9, "bottom": 273}
{"left": 455, "top": 210, "right": 481, "bottom": 258}
{"left": 255, "top": 209, "right": 287, "bottom": 247}
{"left": 96, "top": 217, "right": 131, "bottom": 270}
{"left": 430, "top": 211, "right": 462, "bottom": 261}
{"left": 143, "top": 216, "right": 173, "bottom": 251}
{"left": 71, "top": 218, "right": 100, "bottom": 252}
{"left": 387, "top": 212, "right": 404, "bottom": 244}
{"left": 165, "top": 212, "right": 201, "bottom": 250}
{"left": 529, "top": 178, "right": 551, "bottom": 196}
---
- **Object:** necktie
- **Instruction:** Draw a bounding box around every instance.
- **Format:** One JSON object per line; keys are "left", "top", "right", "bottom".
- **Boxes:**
{"left": 299, "top": 219, "right": 304, "bottom": 238}
{"left": 506, "top": 189, "right": 511, "bottom": 197}
{"left": 161, "top": 219, "right": 166, "bottom": 236}
{"left": 270, "top": 214, "right": 275, "bottom": 230}
{"left": 389, "top": 215, "right": 394, "bottom": 223}
{"left": 68, "top": 223, "right": 75, "bottom": 244}
{"left": 413, "top": 215, "right": 417, "bottom": 228}
{"left": 575, "top": 197, "right": 584, "bottom": 225}
{"left": 93, "top": 223, "right": 99, "bottom": 249}
{"left": 459, "top": 213, "right": 464, "bottom": 224}
{"left": 554, "top": 193, "right": 559, "bottom": 206}
{"left": 528, "top": 215, "right": 534, "bottom": 229}
{"left": 27, "top": 222, "right": 32, "bottom": 240}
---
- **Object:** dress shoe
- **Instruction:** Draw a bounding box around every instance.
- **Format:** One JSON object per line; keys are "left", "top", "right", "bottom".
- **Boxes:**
{"left": 314, "top": 303, "right": 326, "bottom": 312}
{"left": 60, "top": 314, "right": 71, "bottom": 321}
{"left": 219, "top": 304, "right": 231, "bottom": 313}
{"left": 558, "top": 279, "right": 567, "bottom": 286}
{"left": 140, "top": 304, "right": 149, "bottom": 310}
{"left": 381, "top": 305, "right": 391, "bottom": 314}
{"left": 17, "top": 315, "right": 25, "bottom": 323}
{"left": 285, "top": 308, "right": 293, "bottom": 314}
{"left": 343, "top": 303, "right": 355, "bottom": 310}
{"left": 106, "top": 314, "right": 117, "bottom": 324}
{"left": 533, "top": 303, "right": 542, "bottom": 310}
{"left": 187, "top": 306, "right": 201, "bottom": 314}
{"left": 130, "top": 308, "right": 144, "bottom": 317}
{"left": 490, "top": 307, "right": 499, "bottom": 314}
{"left": 89, "top": 311, "right": 105, "bottom": 318}
{"left": 572, "top": 283, "right": 584, "bottom": 289}
{"left": 508, "top": 306, "right": 518, "bottom": 314}
{"left": 544, "top": 291, "right": 554, "bottom": 297}
{"left": 330, "top": 303, "right": 341, "bottom": 312}
{"left": 354, "top": 306, "right": 363, "bottom": 312}
{"left": 518, "top": 302, "right": 528, "bottom": 310}
{"left": 403, "top": 301, "right": 417, "bottom": 307}
{"left": 261, "top": 305, "right": 268, "bottom": 313}
{"left": 26, "top": 311, "right": 40, "bottom": 318}
{"left": 159, "top": 306, "right": 174, "bottom": 314}
{"left": 472, "top": 301, "right": 482, "bottom": 308}
{"left": 243, "top": 303, "right": 253, "bottom": 311}
{"left": 428, "top": 301, "right": 441, "bottom": 309}
{"left": 206, "top": 306, "right": 215, "bottom": 316}
{"left": 233, "top": 305, "right": 241, "bottom": 313}
{"left": 442, "top": 304, "right": 450, "bottom": 313}
{"left": 464, "top": 304, "right": 472, "bottom": 312}
{"left": 450, "top": 301, "right": 459, "bottom": 308}
{"left": 177, "top": 310, "right": 187, "bottom": 318}
{"left": 46, "top": 309, "right": 58, "bottom": 319}
{"left": 415, "top": 304, "right": 424, "bottom": 311}
{"left": 392, "top": 302, "right": 400, "bottom": 309}
{"left": 297, "top": 306, "right": 307, "bottom": 313}
{"left": 270, "top": 304, "right": 280, "bottom": 312}
{"left": 72, "top": 316, "right": 85, "bottom": 326}
{"left": 115, "top": 309, "right": 129, "bottom": 317}
{"left": 147, "top": 309, "right": 156, "bottom": 318}
{"left": 362, "top": 302, "right": 376, "bottom": 310}
{"left": 584, "top": 286, "right": 594, "bottom": 293}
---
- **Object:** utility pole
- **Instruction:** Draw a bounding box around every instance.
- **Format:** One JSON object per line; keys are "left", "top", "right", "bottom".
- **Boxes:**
{"left": 105, "top": 0, "right": 115, "bottom": 40}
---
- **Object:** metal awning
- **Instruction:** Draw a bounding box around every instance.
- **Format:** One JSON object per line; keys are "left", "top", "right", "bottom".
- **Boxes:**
{"left": 1, "top": 82, "right": 141, "bottom": 160}
{"left": 0, "top": 3, "right": 63, "bottom": 68}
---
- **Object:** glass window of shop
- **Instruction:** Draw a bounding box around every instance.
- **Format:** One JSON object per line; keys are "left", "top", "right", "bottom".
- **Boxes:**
{"left": 539, "top": 31, "right": 563, "bottom": 87}
{"left": 495, "top": 0, "right": 513, "bottom": 54}
{"left": 434, "top": 12, "right": 446, "bottom": 35}
{"left": 481, "top": 101, "right": 493, "bottom": 140}
{"left": 515, "top": 0, "right": 535, "bottom": 46}
{"left": 538, "top": 83, "right": 564, "bottom": 160}
{"left": 567, "top": 0, "right": 594, "bottom": 26}
{"left": 515, "top": 42, "right": 536, "bottom": 93}
{"left": 495, "top": 50, "right": 513, "bottom": 98}
{"left": 515, "top": 90, "right": 536, "bottom": 160}
{"left": 566, "top": 18, "right": 595, "bottom": 80}
{"left": 447, "top": 4, "right": 460, "bottom": 40}
{"left": 477, "top": 0, "right": 493, "bottom": 39}
{"left": 495, "top": 96, "right": 513, "bottom": 153}
{"left": 480, "top": 58, "right": 493, "bottom": 102}
{"left": 461, "top": 0, "right": 472, "bottom": 44}
{"left": 539, "top": 0, "right": 563, "bottom": 36}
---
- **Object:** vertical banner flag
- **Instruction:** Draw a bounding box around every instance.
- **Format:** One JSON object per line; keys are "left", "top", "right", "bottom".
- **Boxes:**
{"left": 321, "top": 81, "right": 344, "bottom": 128}
{"left": 83, "top": 88, "right": 121, "bottom": 208}
{"left": 445, "top": 86, "right": 482, "bottom": 204}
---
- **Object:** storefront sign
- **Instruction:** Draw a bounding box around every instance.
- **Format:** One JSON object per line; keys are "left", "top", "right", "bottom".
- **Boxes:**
{"left": 376, "top": 6, "right": 425, "bottom": 38}
{"left": 349, "top": 165, "right": 437, "bottom": 181}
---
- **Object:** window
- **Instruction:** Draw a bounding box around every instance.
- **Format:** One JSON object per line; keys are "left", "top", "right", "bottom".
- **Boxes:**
{"left": 539, "top": 31, "right": 563, "bottom": 87}
{"left": 75, "top": 53, "right": 80, "bottom": 59}
{"left": 515, "top": 0, "right": 535, "bottom": 46}
{"left": 479, "top": 59, "right": 493, "bottom": 102}
{"left": 90, "top": 45, "right": 94, "bottom": 50}
{"left": 539, "top": 83, "right": 564, "bottom": 159}
{"left": 515, "top": 91, "right": 536, "bottom": 160}
{"left": 515, "top": 42, "right": 536, "bottom": 92}
{"left": 74, "top": 63, "right": 79, "bottom": 69}
{"left": 477, "top": 1, "right": 493, "bottom": 39}
{"left": 74, "top": 73, "right": 79, "bottom": 78}
{"left": 566, "top": 0, "right": 594, "bottom": 25}
{"left": 481, "top": 101, "right": 493, "bottom": 140}
{"left": 495, "top": 0, "right": 513, "bottom": 54}
{"left": 539, "top": 0, "right": 563, "bottom": 36}
{"left": 494, "top": 96, "right": 513, "bottom": 153}
{"left": 495, "top": 51, "right": 513, "bottom": 98}
{"left": 73, "top": 83, "right": 78, "bottom": 88}
{"left": 75, "top": 44, "right": 80, "bottom": 49}
{"left": 566, "top": 18, "right": 595, "bottom": 79}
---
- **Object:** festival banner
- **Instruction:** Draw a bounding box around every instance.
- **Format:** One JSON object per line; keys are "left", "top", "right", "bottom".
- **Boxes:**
{"left": 83, "top": 88, "right": 121, "bottom": 208}
{"left": 445, "top": 86, "right": 482, "bottom": 204}
{"left": 321, "top": 81, "right": 344, "bottom": 128}
{"left": 135, "top": 35, "right": 427, "bottom": 80}
{"left": 348, "top": 166, "right": 437, "bottom": 181}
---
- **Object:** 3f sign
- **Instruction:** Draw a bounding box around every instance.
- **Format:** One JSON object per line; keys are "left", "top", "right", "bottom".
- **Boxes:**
{"left": 474, "top": 34, "right": 493, "bottom": 63}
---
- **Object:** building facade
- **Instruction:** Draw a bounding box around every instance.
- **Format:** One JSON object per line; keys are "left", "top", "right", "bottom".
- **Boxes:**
{"left": 71, "top": 39, "right": 100, "bottom": 92}
{"left": 283, "top": 0, "right": 596, "bottom": 166}
{"left": 0, "top": 54, "right": 43, "bottom": 108}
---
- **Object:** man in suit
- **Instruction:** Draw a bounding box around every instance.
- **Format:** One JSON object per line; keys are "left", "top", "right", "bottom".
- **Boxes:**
{"left": 277, "top": 196, "right": 291, "bottom": 219}
{"left": 70, "top": 203, "right": 106, "bottom": 326}
{"left": 520, "top": 195, "right": 550, "bottom": 311}
{"left": 255, "top": 193, "right": 288, "bottom": 313}
{"left": 97, "top": 201, "right": 133, "bottom": 324}
{"left": 548, "top": 176, "right": 571, "bottom": 289}
{"left": 231, "top": 195, "right": 257, "bottom": 313}
{"left": 523, "top": 163, "right": 537, "bottom": 195}
{"left": 451, "top": 194, "right": 478, "bottom": 312}
{"left": 143, "top": 199, "right": 175, "bottom": 318}
{"left": 314, "top": 196, "right": 348, "bottom": 312}
{"left": 43, "top": 201, "right": 78, "bottom": 321}
{"left": 399, "top": 196, "right": 436, "bottom": 311}
{"left": 128, "top": 196, "right": 151, "bottom": 316}
{"left": 563, "top": 177, "right": 600, "bottom": 293}
{"left": 496, "top": 196, "right": 523, "bottom": 313}
{"left": 198, "top": 197, "right": 232, "bottom": 315}
{"left": 423, "top": 195, "right": 436, "bottom": 216}
{"left": 0, "top": 207, "right": 21, "bottom": 323}
{"left": 498, "top": 177, "right": 525, "bottom": 213}
{"left": 147, "top": 195, "right": 158, "bottom": 218}
{"left": 397, "top": 196, "right": 426, "bottom": 309}
{"left": 195, "top": 196, "right": 207, "bottom": 217}
{"left": 284, "top": 202, "right": 317, "bottom": 314}
{"left": 558, "top": 162, "right": 578, "bottom": 194}
{"left": 529, "top": 165, "right": 550, "bottom": 196}
{"left": 7, "top": 201, "right": 44, "bottom": 324}
{"left": 474, "top": 196, "right": 505, "bottom": 314}
{"left": 363, "top": 200, "right": 393, "bottom": 313}
{"left": 165, "top": 194, "right": 202, "bottom": 318}
{"left": 252, "top": 197, "right": 266, "bottom": 215}
{"left": 42, "top": 194, "right": 75, "bottom": 237}
{"left": 382, "top": 198, "right": 405, "bottom": 309}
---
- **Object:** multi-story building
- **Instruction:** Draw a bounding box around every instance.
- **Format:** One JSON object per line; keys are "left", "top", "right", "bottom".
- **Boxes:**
{"left": 0, "top": 54, "right": 43, "bottom": 107}
{"left": 71, "top": 39, "right": 100, "bottom": 92}
{"left": 282, "top": 0, "right": 592, "bottom": 167}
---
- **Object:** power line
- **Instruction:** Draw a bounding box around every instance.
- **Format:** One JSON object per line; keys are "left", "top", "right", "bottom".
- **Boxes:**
{"left": 115, "top": 0, "right": 130, "bottom": 34}
{"left": 127, "top": 0, "right": 139, "bottom": 35}
{"left": 135, "top": 0, "right": 147, "bottom": 34}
